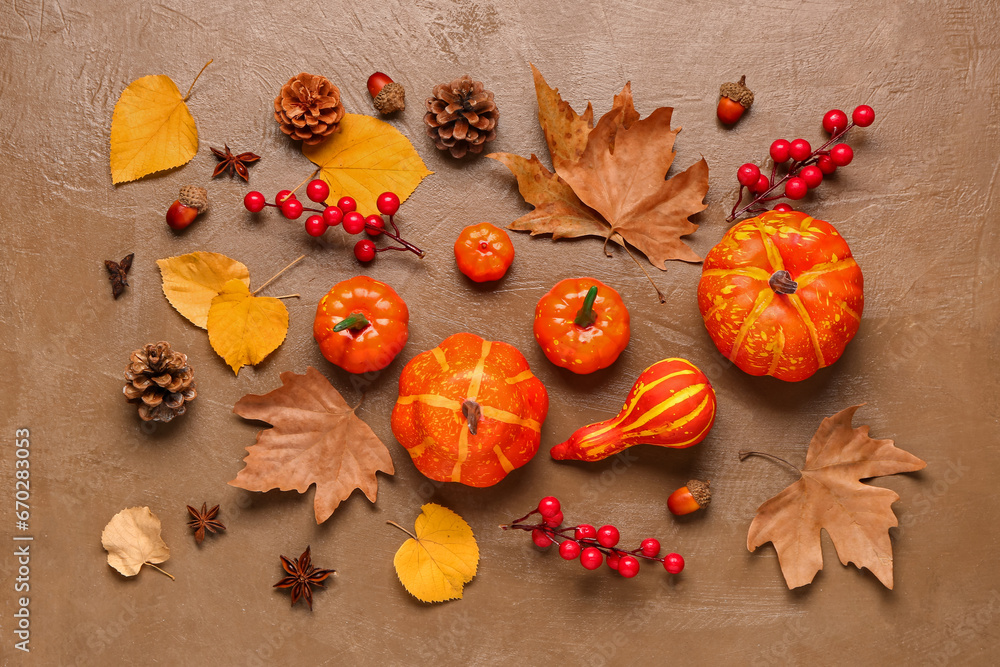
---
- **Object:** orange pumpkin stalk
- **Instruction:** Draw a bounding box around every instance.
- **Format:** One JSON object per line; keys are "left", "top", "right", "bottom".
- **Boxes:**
{"left": 391, "top": 333, "right": 549, "bottom": 487}
{"left": 550, "top": 358, "right": 716, "bottom": 462}
{"left": 313, "top": 276, "right": 409, "bottom": 374}
{"left": 697, "top": 210, "right": 864, "bottom": 382}
{"left": 534, "top": 278, "right": 630, "bottom": 375}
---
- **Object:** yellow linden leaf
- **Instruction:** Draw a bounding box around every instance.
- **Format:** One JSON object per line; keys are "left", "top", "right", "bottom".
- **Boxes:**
{"left": 391, "top": 503, "right": 479, "bottom": 603}
{"left": 110, "top": 74, "right": 198, "bottom": 184}
{"left": 157, "top": 252, "right": 250, "bottom": 329}
{"left": 302, "top": 113, "right": 433, "bottom": 214}
{"left": 101, "top": 507, "right": 173, "bottom": 579}
{"left": 207, "top": 279, "right": 289, "bottom": 375}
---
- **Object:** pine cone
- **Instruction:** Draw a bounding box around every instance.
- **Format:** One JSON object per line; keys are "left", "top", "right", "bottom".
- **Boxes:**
{"left": 274, "top": 73, "right": 346, "bottom": 145}
{"left": 424, "top": 75, "right": 498, "bottom": 158}
{"left": 123, "top": 342, "right": 197, "bottom": 422}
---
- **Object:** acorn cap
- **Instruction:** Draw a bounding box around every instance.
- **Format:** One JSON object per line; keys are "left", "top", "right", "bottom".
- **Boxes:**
{"left": 373, "top": 81, "right": 405, "bottom": 114}
{"left": 178, "top": 185, "right": 208, "bottom": 212}
{"left": 719, "top": 75, "right": 754, "bottom": 109}
{"left": 687, "top": 479, "right": 712, "bottom": 507}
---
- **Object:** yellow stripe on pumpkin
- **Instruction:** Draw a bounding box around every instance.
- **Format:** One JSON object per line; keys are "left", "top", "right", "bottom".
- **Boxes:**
{"left": 787, "top": 294, "right": 826, "bottom": 368}
{"left": 581, "top": 368, "right": 696, "bottom": 442}
{"left": 581, "top": 383, "right": 708, "bottom": 454}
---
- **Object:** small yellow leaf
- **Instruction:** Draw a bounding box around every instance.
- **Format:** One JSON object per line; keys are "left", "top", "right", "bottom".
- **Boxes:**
{"left": 157, "top": 252, "right": 250, "bottom": 328}
{"left": 101, "top": 507, "right": 171, "bottom": 578}
{"left": 207, "top": 279, "right": 289, "bottom": 374}
{"left": 392, "top": 503, "right": 479, "bottom": 603}
{"left": 110, "top": 75, "right": 198, "bottom": 184}
{"left": 303, "top": 113, "right": 433, "bottom": 215}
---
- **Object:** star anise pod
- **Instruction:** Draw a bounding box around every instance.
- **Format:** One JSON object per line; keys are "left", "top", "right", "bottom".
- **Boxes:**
{"left": 186, "top": 503, "right": 226, "bottom": 543}
{"left": 104, "top": 253, "right": 134, "bottom": 299}
{"left": 210, "top": 144, "right": 261, "bottom": 181}
{"left": 274, "top": 546, "right": 335, "bottom": 610}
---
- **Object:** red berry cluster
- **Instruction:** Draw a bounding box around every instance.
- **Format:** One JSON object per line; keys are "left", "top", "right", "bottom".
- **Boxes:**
{"left": 502, "top": 497, "right": 684, "bottom": 578}
{"left": 243, "top": 181, "right": 424, "bottom": 262}
{"left": 727, "top": 104, "right": 875, "bottom": 222}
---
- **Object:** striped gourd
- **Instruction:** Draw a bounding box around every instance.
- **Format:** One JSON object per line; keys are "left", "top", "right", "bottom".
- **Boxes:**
{"left": 549, "top": 358, "right": 716, "bottom": 462}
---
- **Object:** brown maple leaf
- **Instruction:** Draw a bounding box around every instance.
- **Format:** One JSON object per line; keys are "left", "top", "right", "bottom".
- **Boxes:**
{"left": 743, "top": 405, "right": 926, "bottom": 590}
{"left": 274, "top": 546, "right": 335, "bottom": 610}
{"left": 489, "top": 65, "right": 708, "bottom": 269}
{"left": 229, "top": 367, "right": 394, "bottom": 523}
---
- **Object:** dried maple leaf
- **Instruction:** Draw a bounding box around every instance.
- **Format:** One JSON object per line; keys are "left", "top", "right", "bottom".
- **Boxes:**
{"left": 186, "top": 503, "right": 225, "bottom": 544}
{"left": 229, "top": 367, "right": 394, "bottom": 523}
{"left": 101, "top": 507, "right": 174, "bottom": 580}
{"left": 489, "top": 65, "right": 708, "bottom": 269}
{"left": 389, "top": 503, "right": 479, "bottom": 603}
{"left": 744, "top": 405, "right": 926, "bottom": 590}
{"left": 273, "top": 546, "right": 335, "bottom": 610}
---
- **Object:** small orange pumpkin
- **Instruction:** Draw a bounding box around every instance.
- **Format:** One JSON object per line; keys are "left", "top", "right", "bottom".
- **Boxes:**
{"left": 390, "top": 332, "right": 549, "bottom": 487}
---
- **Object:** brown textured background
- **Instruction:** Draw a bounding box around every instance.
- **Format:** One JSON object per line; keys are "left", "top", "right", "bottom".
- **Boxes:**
{"left": 1, "top": 0, "right": 998, "bottom": 664}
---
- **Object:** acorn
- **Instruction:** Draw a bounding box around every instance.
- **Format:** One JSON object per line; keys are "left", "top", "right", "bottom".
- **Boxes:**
{"left": 166, "top": 186, "right": 208, "bottom": 231}
{"left": 367, "top": 72, "right": 405, "bottom": 115}
{"left": 667, "top": 479, "right": 712, "bottom": 515}
{"left": 717, "top": 75, "right": 754, "bottom": 125}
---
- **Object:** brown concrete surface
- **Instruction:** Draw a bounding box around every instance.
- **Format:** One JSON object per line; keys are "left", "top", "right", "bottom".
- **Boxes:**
{"left": 1, "top": 0, "right": 998, "bottom": 664}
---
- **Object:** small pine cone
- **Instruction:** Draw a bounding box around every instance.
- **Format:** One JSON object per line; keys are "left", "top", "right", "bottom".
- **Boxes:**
{"left": 424, "top": 75, "right": 498, "bottom": 158}
{"left": 123, "top": 342, "right": 197, "bottom": 423}
{"left": 274, "top": 73, "right": 346, "bottom": 145}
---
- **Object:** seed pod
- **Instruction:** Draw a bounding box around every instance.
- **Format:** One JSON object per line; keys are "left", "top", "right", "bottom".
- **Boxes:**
{"left": 667, "top": 479, "right": 712, "bottom": 515}
{"left": 717, "top": 75, "right": 754, "bottom": 125}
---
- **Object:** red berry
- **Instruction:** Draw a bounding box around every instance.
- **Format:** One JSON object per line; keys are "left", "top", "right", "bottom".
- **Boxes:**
{"left": 789, "top": 138, "right": 812, "bottom": 162}
{"left": 276, "top": 189, "right": 296, "bottom": 204}
{"left": 543, "top": 510, "right": 564, "bottom": 527}
{"left": 752, "top": 174, "right": 770, "bottom": 194}
{"left": 343, "top": 211, "right": 366, "bottom": 234}
{"left": 769, "top": 139, "right": 791, "bottom": 163}
{"left": 606, "top": 552, "right": 620, "bottom": 570}
{"left": 579, "top": 547, "right": 603, "bottom": 570}
{"left": 337, "top": 196, "right": 357, "bottom": 213}
{"left": 785, "top": 177, "right": 808, "bottom": 200}
{"left": 852, "top": 104, "right": 875, "bottom": 127}
{"left": 537, "top": 497, "right": 561, "bottom": 518}
{"left": 663, "top": 553, "right": 685, "bottom": 574}
{"left": 377, "top": 191, "right": 400, "bottom": 216}
{"left": 800, "top": 165, "right": 823, "bottom": 188}
{"left": 306, "top": 179, "right": 330, "bottom": 203}
{"left": 365, "top": 215, "right": 385, "bottom": 237}
{"left": 243, "top": 191, "right": 266, "bottom": 213}
{"left": 532, "top": 529, "right": 553, "bottom": 548}
{"left": 558, "top": 540, "right": 581, "bottom": 560}
{"left": 640, "top": 538, "right": 660, "bottom": 557}
{"left": 737, "top": 163, "right": 760, "bottom": 187}
{"left": 323, "top": 206, "right": 343, "bottom": 227}
{"left": 817, "top": 155, "right": 837, "bottom": 175}
{"left": 354, "top": 238, "right": 377, "bottom": 262}
{"left": 830, "top": 143, "right": 854, "bottom": 166}
{"left": 618, "top": 555, "right": 640, "bottom": 578}
{"left": 822, "top": 109, "right": 848, "bottom": 134}
{"left": 367, "top": 72, "right": 394, "bottom": 98}
{"left": 166, "top": 200, "right": 198, "bottom": 231}
{"left": 280, "top": 198, "right": 304, "bottom": 220}
{"left": 304, "top": 215, "right": 327, "bottom": 237}
{"left": 596, "top": 525, "right": 620, "bottom": 548}
{"left": 772, "top": 203, "right": 794, "bottom": 213}
{"left": 574, "top": 524, "right": 597, "bottom": 540}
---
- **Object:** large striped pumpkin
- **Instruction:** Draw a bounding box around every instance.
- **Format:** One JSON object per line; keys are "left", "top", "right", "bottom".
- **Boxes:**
{"left": 549, "top": 358, "right": 716, "bottom": 462}
{"left": 391, "top": 332, "right": 549, "bottom": 487}
{"left": 698, "top": 211, "right": 863, "bottom": 382}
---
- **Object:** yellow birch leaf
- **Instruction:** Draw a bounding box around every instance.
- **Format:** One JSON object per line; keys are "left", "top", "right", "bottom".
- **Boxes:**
{"left": 110, "top": 75, "right": 198, "bottom": 184}
{"left": 391, "top": 503, "right": 479, "bottom": 603}
{"left": 207, "top": 279, "right": 289, "bottom": 374}
{"left": 302, "top": 113, "right": 433, "bottom": 214}
{"left": 157, "top": 251, "right": 250, "bottom": 329}
{"left": 101, "top": 507, "right": 172, "bottom": 579}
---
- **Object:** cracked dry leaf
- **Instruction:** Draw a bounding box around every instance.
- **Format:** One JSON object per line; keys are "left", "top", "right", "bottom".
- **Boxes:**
{"left": 229, "top": 367, "right": 394, "bottom": 523}
{"left": 207, "top": 279, "right": 289, "bottom": 375}
{"left": 157, "top": 251, "right": 250, "bottom": 328}
{"left": 391, "top": 504, "right": 479, "bottom": 603}
{"left": 101, "top": 507, "right": 172, "bottom": 579}
{"left": 747, "top": 405, "right": 926, "bottom": 589}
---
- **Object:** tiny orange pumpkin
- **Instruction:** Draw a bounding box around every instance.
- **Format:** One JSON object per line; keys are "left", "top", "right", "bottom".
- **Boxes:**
{"left": 454, "top": 222, "right": 515, "bottom": 282}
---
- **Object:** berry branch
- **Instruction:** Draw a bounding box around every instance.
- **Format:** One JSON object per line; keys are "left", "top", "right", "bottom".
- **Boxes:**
{"left": 726, "top": 105, "right": 875, "bottom": 223}
{"left": 501, "top": 497, "right": 684, "bottom": 578}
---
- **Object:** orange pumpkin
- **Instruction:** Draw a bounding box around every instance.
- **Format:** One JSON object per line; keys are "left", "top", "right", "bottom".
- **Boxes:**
{"left": 390, "top": 332, "right": 549, "bottom": 487}
{"left": 697, "top": 211, "right": 863, "bottom": 382}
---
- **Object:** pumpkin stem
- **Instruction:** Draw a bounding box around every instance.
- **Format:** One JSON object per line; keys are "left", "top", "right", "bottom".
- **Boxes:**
{"left": 333, "top": 312, "right": 370, "bottom": 333}
{"left": 461, "top": 399, "right": 483, "bottom": 435}
{"left": 573, "top": 286, "right": 599, "bottom": 328}
{"left": 768, "top": 270, "right": 798, "bottom": 295}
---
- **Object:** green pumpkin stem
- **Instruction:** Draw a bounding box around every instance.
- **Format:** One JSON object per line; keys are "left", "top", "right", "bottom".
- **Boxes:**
{"left": 333, "top": 312, "right": 370, "bottom": 333}
{"left": 573, "top": 286, "right": 599, "bottom": 328}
